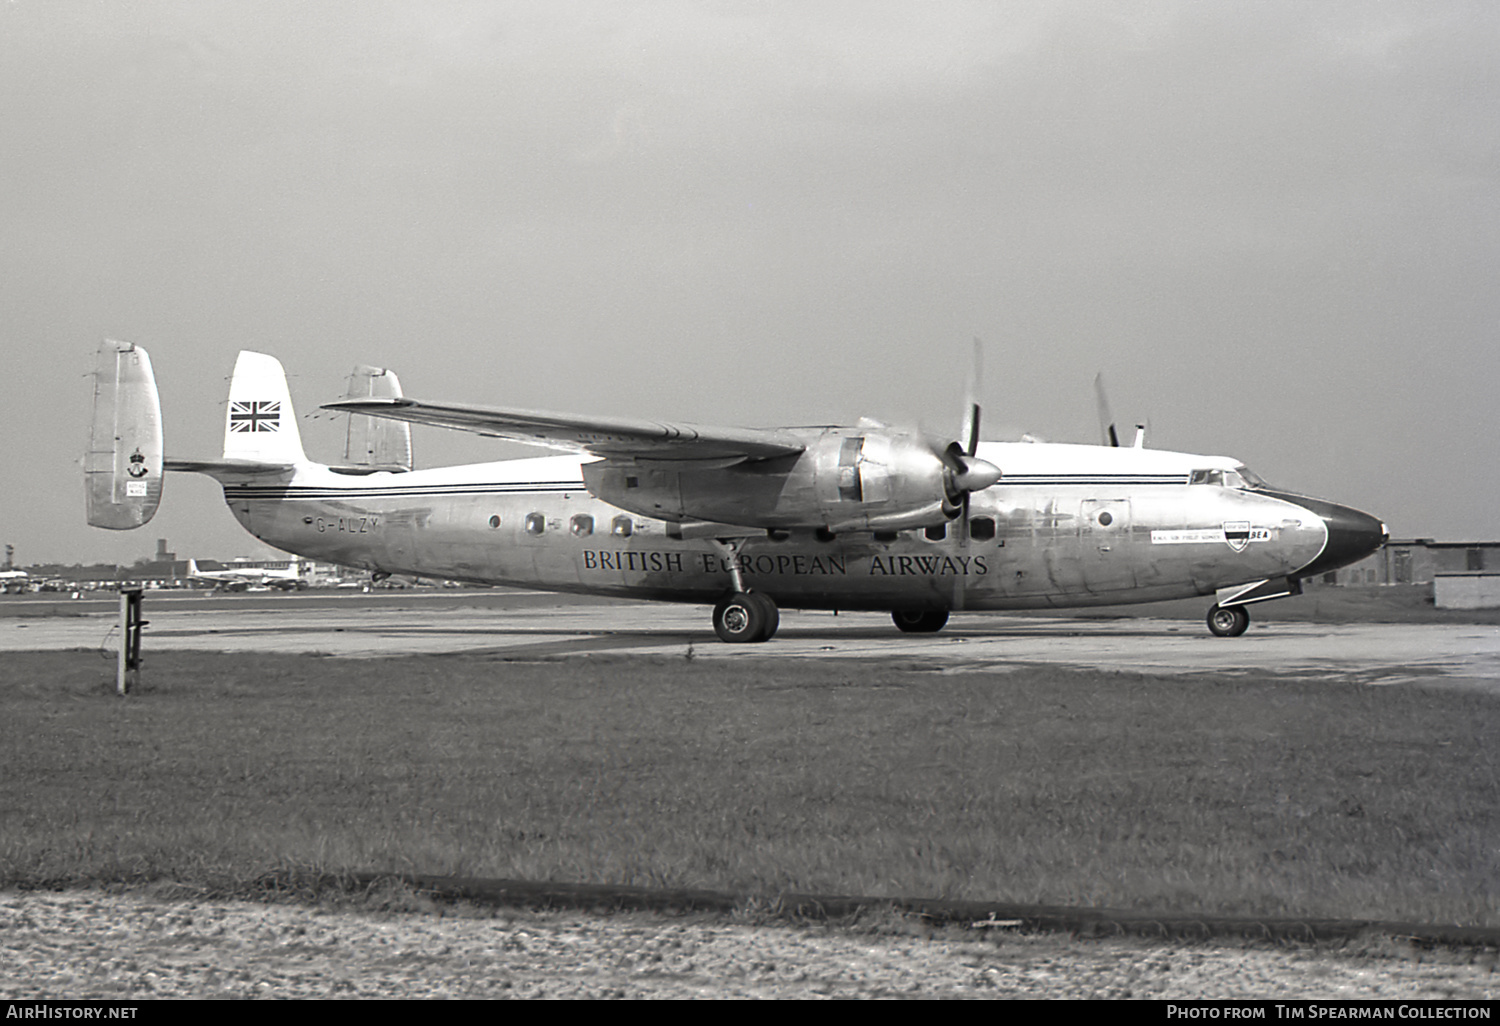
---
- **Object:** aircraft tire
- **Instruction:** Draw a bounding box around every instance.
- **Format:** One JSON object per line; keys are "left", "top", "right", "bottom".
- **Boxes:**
{"left": 748, "top": 591, "right": 779, "bottom": 641}
{"left": 1206, "top": 604, "right": 1250, "bottom": 637}
{"left": 892, "top": 609, "right": 949, "bottom": 634}
{"left": 713, "top": 592, "right": 775, "bottom": 643}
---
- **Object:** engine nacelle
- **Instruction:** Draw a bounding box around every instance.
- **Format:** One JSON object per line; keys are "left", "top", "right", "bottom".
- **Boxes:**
{"left": 582, "top": 428, "right": 998, "bottom": 532}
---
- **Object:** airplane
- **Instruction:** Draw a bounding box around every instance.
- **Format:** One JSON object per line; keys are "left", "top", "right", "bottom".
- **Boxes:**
{"left": 85, "top": 340, "right": 1387, "bottom": 642}
{"left": 185, "top": 558, "right": 304, "bottom": 592}
{"left": 0, "top": 569, "right": 28, "bottom": 594}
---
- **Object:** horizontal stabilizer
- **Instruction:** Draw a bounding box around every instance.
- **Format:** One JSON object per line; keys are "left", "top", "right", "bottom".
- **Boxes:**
{"left": 163, "top": 457, "right": 295, "bottom": 482}
{"left": 86, "top": 340, "right": 164, "bottom": 530}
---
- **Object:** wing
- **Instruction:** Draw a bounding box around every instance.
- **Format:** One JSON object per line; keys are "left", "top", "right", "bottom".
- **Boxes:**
{"left": 320, "top": 397, "right": 807, "bottom": 463}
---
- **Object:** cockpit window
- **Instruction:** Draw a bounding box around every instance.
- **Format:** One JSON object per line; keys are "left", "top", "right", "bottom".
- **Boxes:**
{"left": 1190, "top": 467, "right": 1269, "bottom": 489}
{"left": 1235, "top": 466, "right": 1270, "bottom": 489}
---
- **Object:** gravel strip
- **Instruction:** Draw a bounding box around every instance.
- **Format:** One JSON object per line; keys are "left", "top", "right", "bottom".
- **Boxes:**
{"left": 2, "top": 890, "right": 1496, "bottom": 999}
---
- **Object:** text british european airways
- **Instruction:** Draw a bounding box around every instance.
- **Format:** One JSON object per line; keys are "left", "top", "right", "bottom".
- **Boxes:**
{"left": 580, "top": 551, "right": 989, "bottom": 578}
{"left": 582, "top": 550, "right": 685, "bottom": 573}
{"left": 869, "top": 554, "right": 987, "bottom": 576}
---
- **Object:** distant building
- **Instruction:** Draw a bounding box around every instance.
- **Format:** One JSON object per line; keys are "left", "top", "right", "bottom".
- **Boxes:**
{"left": 1314, "top": 539, "right": 1499, "bottom": 587}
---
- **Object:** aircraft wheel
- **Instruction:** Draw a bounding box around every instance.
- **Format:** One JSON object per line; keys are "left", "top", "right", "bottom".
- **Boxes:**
{"left": 892, "top": 609, "right": 949, "bottom": 634}
{"left": 713, "top": 592, "right": 776, "bottom": 643}
{"left": 749, "top": 592, "right": 779, "bottom": 641}
{"left": 1206, "top": 604, "right": 1250, "bottom": 637}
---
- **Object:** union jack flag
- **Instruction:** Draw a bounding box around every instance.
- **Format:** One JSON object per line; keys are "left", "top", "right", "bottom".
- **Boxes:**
{"left": 229, "top": 400, "right": 281, "bottom": 433}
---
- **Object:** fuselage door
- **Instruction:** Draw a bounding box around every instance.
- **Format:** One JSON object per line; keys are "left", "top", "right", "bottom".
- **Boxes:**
{"left": 1080, "top": 498, "right": 1136, "bottom": 589}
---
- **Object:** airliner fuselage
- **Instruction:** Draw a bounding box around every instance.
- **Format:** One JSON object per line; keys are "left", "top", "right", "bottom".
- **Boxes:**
{"left": 220, "top": 445, "right": 1368, "bottom": 614}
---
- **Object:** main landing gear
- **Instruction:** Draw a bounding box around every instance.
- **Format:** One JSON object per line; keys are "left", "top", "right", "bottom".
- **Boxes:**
{"left": 713, "top": 591, "right": 779, "bottom": 643}
{"left": 892, "top": 609, "right": 949, "bottom": 634}
{"left": 707, "top": 539, "right": 780, "bottom": 642}
{"left": 1206, "top": 604, "right": 1251, "bottom": 637}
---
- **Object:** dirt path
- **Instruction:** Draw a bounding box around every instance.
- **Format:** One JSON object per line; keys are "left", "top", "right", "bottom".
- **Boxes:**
{"left": 2, "top": 890, "right": 1496, "bottom": 999}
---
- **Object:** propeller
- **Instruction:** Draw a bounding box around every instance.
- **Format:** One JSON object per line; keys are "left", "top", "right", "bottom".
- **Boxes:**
{"left": 941, "top": 338, "right": 1000, "bottom": 519}
{"left": 945, "top": 338, "right": 999, "bottom": 610}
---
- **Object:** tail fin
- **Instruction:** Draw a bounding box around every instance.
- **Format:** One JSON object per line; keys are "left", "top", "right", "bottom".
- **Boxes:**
{"left": 342, "top": 365, "right": 412, "bottom": 471}
{"left": 223, "top": 351, "right": 307, "bottom": 463}
{"left": 86, "top": 340, "right": 164, "bottom": 529}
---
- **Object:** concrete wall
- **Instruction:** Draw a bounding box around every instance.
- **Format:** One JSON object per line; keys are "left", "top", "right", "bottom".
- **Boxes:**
{"left": 1435, "top": 573, "right": 1500, "bottom": 610}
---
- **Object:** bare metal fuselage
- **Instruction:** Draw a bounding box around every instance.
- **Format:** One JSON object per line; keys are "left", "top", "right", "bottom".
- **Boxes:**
{"left": 217, "top": 445, "right": 1332, "bottom": 612}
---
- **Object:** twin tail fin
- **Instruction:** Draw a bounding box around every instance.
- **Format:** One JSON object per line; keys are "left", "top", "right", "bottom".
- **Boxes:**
{"left": 86, "top": 344, "right": 308, "bottom": 529}
{"left": 222, "top": 351, "right": 308, "bottom": 464}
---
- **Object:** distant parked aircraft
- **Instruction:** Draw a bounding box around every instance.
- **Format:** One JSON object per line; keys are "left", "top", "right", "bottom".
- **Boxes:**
{"left": 186, "top": 558, "right": 303, "bottom": 592}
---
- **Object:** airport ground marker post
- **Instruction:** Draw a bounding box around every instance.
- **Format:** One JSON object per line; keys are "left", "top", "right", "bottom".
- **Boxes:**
{"left": 117, "top": 587, "right": 145, "bottom": 695}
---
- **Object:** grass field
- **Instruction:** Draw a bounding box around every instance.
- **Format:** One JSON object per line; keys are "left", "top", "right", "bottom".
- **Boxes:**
{"left": 2, "top": 649, "right": 1496, "bottom": 926}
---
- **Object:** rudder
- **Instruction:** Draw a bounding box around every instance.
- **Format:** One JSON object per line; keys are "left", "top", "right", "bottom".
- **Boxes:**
{"left": 86, "top": 339, "right": 164, "bottom": 529}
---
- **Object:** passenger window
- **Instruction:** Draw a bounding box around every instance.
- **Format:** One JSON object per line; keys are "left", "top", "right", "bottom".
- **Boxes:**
{"left": 525, "top": 513, "right": 545, "bottom": 535}
{"left": 612, "top": 516, "right": 633, "bottom": 538}
{"left": 925, "top": 524, "right": 946, "bottom": 542}
{"left": 570, "top": 514, "right": 594, "bottom": 537}
{"left": 969, "top": 517, "right": 996, "bottom": 541}
{"left": 488, "top": 515, "right": 502, "bottom": 529}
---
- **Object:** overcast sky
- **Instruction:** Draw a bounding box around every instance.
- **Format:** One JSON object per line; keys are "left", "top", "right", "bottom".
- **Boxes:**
{"left": 3, "top": 0, "right": 1496, "bottom": 565}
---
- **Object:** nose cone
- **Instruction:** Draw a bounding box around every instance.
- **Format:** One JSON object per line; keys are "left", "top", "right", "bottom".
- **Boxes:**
{"left": 1289, "top": 497, "right": 1388, "bottom": 578}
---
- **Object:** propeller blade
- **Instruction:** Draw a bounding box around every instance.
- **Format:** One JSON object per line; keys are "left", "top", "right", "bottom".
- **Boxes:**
{"left": 1094, "top": 372, "right": 1119, "bottom": 447}
{"left": 961, "top": 338, "right": 983, "bottom": 456}
{"left": 942, "top": 339, "right": 998, "bottom": 538}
